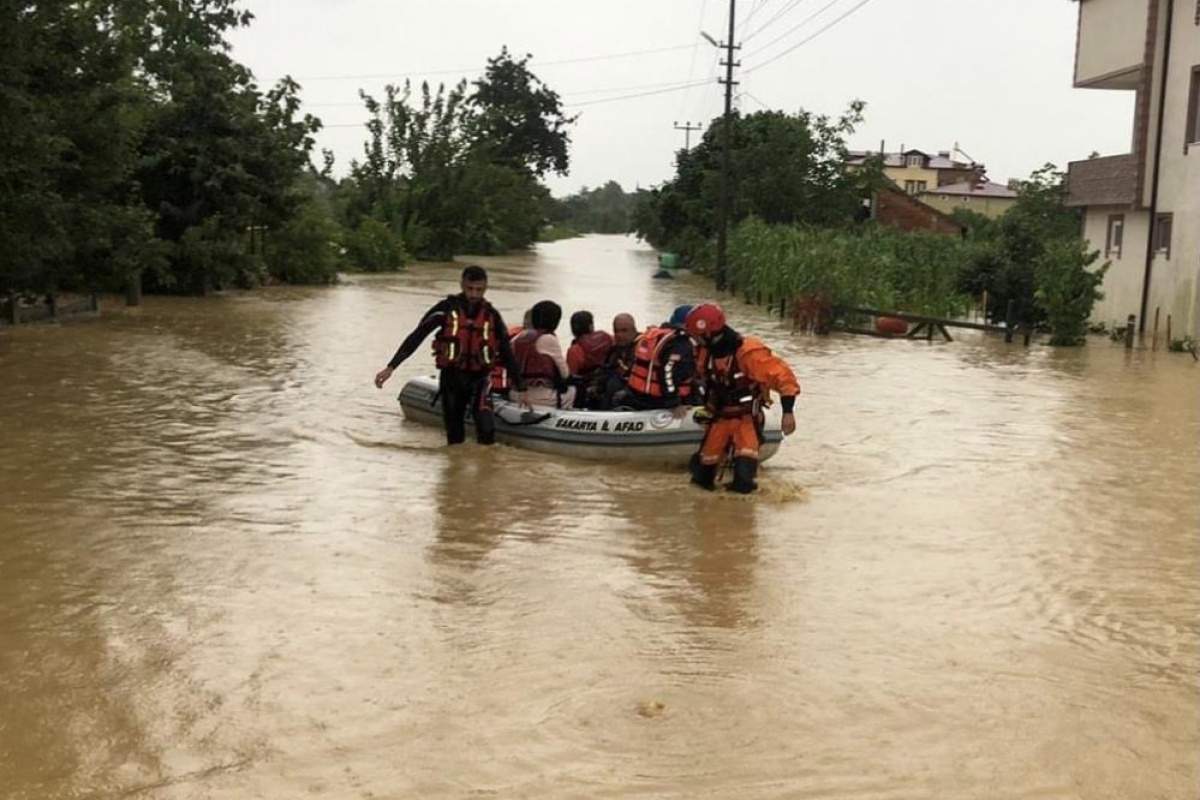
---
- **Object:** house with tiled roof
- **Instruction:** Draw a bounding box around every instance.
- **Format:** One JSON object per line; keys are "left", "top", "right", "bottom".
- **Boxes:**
{"left": 845, "top": 147, "right": 985, "bottom": 196}
{"left": 919, "top": 180, "right": 1019, "bottom": 219}
{"left": 1067, "top": 0, "right": 1200, "bottom": 336}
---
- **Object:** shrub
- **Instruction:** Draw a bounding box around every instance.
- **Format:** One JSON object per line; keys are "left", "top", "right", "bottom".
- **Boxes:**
{"left": 343, "top": 218, "right": 408, "bottom": 272}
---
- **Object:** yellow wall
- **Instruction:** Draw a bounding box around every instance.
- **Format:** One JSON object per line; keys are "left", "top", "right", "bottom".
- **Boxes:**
{"left": 883, "top": 165, "right": 940, "bottom": 193}
{"left": 920, "top": 193, "right": 1017, "bottom": 219}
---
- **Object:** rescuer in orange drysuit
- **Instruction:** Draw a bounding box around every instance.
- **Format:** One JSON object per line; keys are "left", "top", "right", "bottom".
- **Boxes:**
{"left": 684, "top": 303, "right": 800, "bottom": 493}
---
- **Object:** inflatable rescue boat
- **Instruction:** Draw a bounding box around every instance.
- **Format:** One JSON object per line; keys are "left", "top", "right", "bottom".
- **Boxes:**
{"left": 397, "top": 375, "right": 783, "bottom": 465}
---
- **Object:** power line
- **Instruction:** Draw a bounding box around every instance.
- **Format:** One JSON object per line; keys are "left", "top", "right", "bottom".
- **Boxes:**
{"left": 743, "top": 0, "right": 879, "bottom": 73}
{"left": 290, "top": 43, "right": 697, "bottom": 83}
{"left": 675, "top": 0, "right": 711, "bottom": 119}
{"left": 315, "top": 78, "right": 714, "bottom": 128}
{"left": 308, "top": 78, "right": 710, "bottom": 109}
{"left": 743, "top": 0, "right": 842, "bottom": 58}
{"left": 565, "top": 79, "right": 712, "bottom": 108}
{"left": 741, "top": 0, "right": 771, "bottom": 26}
{"left": 742, "top": 0, "right": 811, "bottom": 42}
{"left": 740, "top": 90, "right": 772, "bottom": 109}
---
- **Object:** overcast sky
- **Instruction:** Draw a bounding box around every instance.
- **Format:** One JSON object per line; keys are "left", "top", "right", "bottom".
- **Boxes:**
{"left": 229, "top": 0, "right": 1136, "bottom": 196}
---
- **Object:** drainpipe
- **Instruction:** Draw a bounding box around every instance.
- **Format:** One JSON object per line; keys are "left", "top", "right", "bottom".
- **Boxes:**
{"left": 1139, "top": 0, "right": 1174, "bottom": 333}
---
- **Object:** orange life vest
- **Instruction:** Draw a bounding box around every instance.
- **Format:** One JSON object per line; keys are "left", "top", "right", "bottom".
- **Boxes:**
{"left": 433, "top": 298, "right": 499, "bottom": 372}
{"left": 512, "top": 329, "right": 560, "bottom": 386}
{"left": 627, "top": 327, "right": 692, "bottom": 399}
{"left": 489, "top": 325, "right": 524, "bottom": 392}
{"left": 569, "top": 330, "right": 614, "bottom": 376}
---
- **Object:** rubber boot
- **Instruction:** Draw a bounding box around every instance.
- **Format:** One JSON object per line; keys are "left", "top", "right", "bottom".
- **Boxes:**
{"left": 689, "top": 454, "right": 717, "bottom": 491}
{"left": 728, "top": 456, "right": 758, "bottom": 494}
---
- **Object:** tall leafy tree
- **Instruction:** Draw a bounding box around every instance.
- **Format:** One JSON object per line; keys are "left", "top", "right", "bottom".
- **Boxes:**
{"left": 469, "top": 48, "right": 576, "bottom": 178}
{"left": 135, "top": 0, "right": 321, "bottom": 292}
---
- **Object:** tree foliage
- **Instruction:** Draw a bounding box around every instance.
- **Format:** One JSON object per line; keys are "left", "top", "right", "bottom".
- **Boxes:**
{"left": 632, "top": 103, "right": 882, "bottom": 267}
{"left": 957, "top": 164, "right": 1107, "bottom": 343}
{"left": 1, "top": 0, "right": 335, "bottom": 299}
{"left": 545, "top": 181, "right": 639, "bottom": 235}
{"left": 339, "top": 49, "right": 573, "bottom": 260}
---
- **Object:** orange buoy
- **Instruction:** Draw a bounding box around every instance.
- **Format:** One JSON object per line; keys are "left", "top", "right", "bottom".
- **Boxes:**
{"left": 875, "top": 316, "right": 909, "bottom": 335}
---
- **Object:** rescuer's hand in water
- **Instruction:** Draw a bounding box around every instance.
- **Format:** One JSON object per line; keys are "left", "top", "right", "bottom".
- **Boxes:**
{"left": 374, "top": 366, "right": 394, "bottom": 388}
{"left": 781, "top": 411, "right": 796, "bottom": 435}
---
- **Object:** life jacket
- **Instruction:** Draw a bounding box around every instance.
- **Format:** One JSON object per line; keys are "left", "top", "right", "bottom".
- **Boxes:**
{"left": 570, "top": 330, "right": 614, "bottom": 376}
{"left": 627, "top": 327, "right": 693, "bottom": 399}
{"left": 512, "top": 329, "right": 560, "bottom": 386}
{"left": 705, "top": 343, "right": 762, "bottom": 418}
{"left": 489, "top": 325, "right": 524, "bottom": 392}
{"left": 606, "top": 342, "right": 636, "bottom": 378}
{"left": 432, "top": 297, "right": 499, "bottom": 372}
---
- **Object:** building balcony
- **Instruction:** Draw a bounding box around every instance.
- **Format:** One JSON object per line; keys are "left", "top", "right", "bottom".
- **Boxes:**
{"left": 1066, "top": 154, "right": 1138, "bottom": 207}
{"left": 1074, "top": 0, "right": 1147, "bottom": 90}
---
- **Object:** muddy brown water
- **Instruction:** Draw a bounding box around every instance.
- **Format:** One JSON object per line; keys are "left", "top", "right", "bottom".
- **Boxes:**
{"left": 1, "top": 235, "right": 1198, "bottom": 799}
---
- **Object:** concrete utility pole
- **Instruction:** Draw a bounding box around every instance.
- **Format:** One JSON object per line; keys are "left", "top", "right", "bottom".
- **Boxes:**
{"left": 715, "top": 0, "right": 740, "bottom": 292}
{"left": 673, "top": 120, "right": 702, "bottom": 152}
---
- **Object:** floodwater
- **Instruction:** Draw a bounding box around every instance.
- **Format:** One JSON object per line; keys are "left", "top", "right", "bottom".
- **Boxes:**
{"left": 1, "top": 235, "right": 1198, "bottom": 800}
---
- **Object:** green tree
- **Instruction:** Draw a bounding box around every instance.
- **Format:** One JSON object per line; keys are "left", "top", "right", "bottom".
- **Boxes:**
{"left": 632, "top": 103, "right": 880, "bottom": 266}
{"left": 1035, "top": 240, "right": 1107, "bottom": 345}
{"left": 340, "top": 50, "right": 576, "bottom": 260}
{"left": 0, "top": 0, "right": 162, "bottom": 300}
{"left": 469, "top": 48, "right": 576, "bottom": 178}
{"left": 957, "top": 164, "right": 1093, "bottom": 331}
{"left": 135, "top": 0, "right": 321, "bottom": 292}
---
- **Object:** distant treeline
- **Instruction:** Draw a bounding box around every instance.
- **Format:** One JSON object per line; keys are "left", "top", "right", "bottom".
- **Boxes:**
{"left": 542, "top": 181, "right": 643, "bottom": 237}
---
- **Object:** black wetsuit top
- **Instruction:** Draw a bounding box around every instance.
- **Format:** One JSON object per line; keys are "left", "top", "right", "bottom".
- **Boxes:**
{"left": 387, "top": 294, "right": 521, "bottom": 381}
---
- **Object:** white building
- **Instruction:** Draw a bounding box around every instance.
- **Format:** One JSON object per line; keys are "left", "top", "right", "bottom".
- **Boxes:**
{"left": 1067, "top": 0, "right": 1200, "bottom": 336}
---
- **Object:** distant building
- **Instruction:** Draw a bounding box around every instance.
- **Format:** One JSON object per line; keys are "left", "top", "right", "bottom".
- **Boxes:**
{"left": 846, "top": 148, "right": 985, "bottom": 195}
{"left": 919, "top": 180, "right": 1019, "bottom": 219}
{"left": 1066, "top": 0, "right": 1199, "bottom": 335}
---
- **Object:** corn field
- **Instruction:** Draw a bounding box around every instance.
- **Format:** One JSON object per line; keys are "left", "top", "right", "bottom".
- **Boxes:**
{"left": 728, "top": 218, "right": 974, "bottom": 318}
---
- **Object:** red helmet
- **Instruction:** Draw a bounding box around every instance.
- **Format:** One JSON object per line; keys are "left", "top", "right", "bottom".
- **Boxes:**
{"left": 685, "top": 303, "right": 726, "bottom": 339}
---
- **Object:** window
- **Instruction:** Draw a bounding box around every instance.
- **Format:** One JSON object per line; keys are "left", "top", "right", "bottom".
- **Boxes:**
{"left": 1106, "top": 214, "right": 1124, "bottom": 258}
{"left": 904, "top": 180, "right": 927, "bottom": 195}
{"left": 906, "top": 154, "right": 924, "bottom": 167}
{"left": 1153, "top": 213, "right": 1173, "bottom": 259}
{"left": 1187, "top": 67, "right": 1200, "bottom": 149}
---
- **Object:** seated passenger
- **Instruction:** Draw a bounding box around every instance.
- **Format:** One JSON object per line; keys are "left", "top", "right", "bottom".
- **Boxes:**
{"left": 566, "top": 311, "right": 614, "bottom": 409}
{"left": 512, "top": 301, "right": 575, "bottom": 408}
{"left": 608, "top": 313, "right": 638, "bottom": 375}
{"left": 613, "top": 305, "right": 699, "bottom": 410}
{"left": 595, "top": 313, "right": 639, "bottom": 410}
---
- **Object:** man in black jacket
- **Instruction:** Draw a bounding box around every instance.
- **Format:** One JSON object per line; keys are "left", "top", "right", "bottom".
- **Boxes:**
{"left": 374, "top": 265, "right": 522, "bottom": 445}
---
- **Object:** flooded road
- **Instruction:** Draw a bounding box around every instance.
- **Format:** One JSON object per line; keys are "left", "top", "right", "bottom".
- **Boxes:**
{"left": 1, "top": 234, "right": 1198, "bottom": 799}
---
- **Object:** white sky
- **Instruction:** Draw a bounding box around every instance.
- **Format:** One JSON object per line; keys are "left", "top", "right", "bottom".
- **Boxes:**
{"left": 228, "top": 0, "right": 1137, "bottom": 197}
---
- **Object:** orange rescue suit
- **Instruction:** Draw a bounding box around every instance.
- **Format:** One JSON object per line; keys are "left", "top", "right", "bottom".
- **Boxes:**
{"left": 698, "top": 335, "right": 800, "bottom": 465}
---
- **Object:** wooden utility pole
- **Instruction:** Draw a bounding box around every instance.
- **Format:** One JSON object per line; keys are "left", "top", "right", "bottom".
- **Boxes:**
{"left": 673, "top": 120, "right": 702, "bottom": 152}
{"left": 714, "top": 0, "right": 740, "bottom": 292}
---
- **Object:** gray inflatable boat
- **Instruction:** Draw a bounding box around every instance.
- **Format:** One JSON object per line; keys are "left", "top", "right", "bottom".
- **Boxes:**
{"left": 397, "top": 375, "right": 783, "bottom": 465}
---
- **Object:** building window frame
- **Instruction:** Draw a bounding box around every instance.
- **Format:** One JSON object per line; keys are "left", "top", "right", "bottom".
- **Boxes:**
{"left": 906, "top": 154, "right": 924, "bottom": 168}
{"left": 1153, "top": 213, "right": 1173, "bottom": 259}
{"left": 903, "top": 180, "right": 928, "bottom": 195}
{"left": 1187, "top": 66, "right": 1200, "bottom": 152}
{"left": 1105, "top": 214, "right": 1124, "bottom": 259}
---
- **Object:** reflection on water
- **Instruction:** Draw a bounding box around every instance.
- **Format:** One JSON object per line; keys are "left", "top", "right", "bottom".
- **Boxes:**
{"left": 1, "top": 235, "right": 1197, "bottom": 798}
